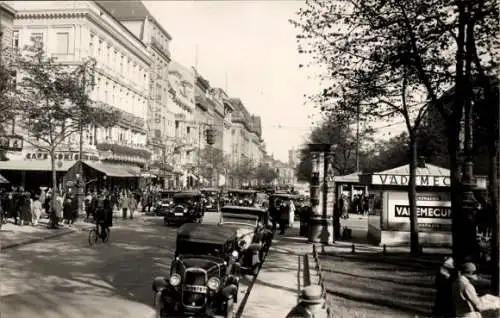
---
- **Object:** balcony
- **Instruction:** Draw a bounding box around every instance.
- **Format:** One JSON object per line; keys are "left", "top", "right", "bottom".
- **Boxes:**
{"left": 96, "top": 140, "right": 152, "bottom": 165}
{"left": 151, "top": 36, "right": 171, "bottom": 60}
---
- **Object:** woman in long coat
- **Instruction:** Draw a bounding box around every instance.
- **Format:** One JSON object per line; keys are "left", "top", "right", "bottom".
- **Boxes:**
{"left": 63, "top": 195, "right": 72, "bottom": 225}
{"left": 5, "top": 192, "right": 16, "bottom": 224}
{"left": 20, "top": 193, "right": 32, "bottom": 226}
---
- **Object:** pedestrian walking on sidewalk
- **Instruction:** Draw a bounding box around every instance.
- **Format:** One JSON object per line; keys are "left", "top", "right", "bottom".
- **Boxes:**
{"left": 128, "top": 194, "right": 137, "bottom": 219}
{"left": 69, "top": 194, "right": 78, "bottom": 227}
{"left": 31, "top": 195, "right": 42, "bottom": 226}
{"left": 20, "top": 192, "right": 32, "bottom": 226}
{"left": 63, "top": 195, "right": 72, "bottom": 225}
{"left": 432, "top": 256, "right": 456, "bottom": 318}
{"left": 120, "top": 193, "right": 129, "bottom": 219}
{"left": 286, "top": 285, "right": 324, "bottom": 318}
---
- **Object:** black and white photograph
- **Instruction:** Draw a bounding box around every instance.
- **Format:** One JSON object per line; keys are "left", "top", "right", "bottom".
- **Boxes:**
{"left": 0, "top": 0, "right": 499, "bottom": 317}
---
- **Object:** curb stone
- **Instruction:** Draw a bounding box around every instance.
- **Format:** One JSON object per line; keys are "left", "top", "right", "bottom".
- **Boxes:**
{"left": 1, "top": 228, "right": 75, "bottom": 250}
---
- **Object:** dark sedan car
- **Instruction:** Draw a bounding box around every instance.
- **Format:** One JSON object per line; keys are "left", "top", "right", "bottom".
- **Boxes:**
{"left": 164, "top": 191, "right": 204, "bottom": 226}
{"left": 152, "top": 223, "right": 241, "bottom": 317}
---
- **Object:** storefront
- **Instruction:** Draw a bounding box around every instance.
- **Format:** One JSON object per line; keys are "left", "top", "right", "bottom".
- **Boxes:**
{"left": 362, "top": 163, "right": 487, "bottom": 246}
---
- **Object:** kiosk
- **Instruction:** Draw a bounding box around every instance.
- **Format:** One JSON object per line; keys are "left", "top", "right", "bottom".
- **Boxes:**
{"left": 362, "top": 163, "right": 487, "bottom": 246}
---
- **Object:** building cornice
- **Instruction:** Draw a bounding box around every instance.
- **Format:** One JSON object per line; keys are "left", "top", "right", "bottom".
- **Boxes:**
{"left": 150, "top": 37, "right": 171, "bottom": 63}
{"left": 1, "top": 2, "right": 16, "bottom": 16}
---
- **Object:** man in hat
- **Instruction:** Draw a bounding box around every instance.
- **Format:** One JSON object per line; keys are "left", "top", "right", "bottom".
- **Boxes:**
{"left": 432, "top": 256, "right": 457, "bottom": 317}
{"left": 286, "top": 285, "right": 324, "bottom": 318}
{"left": 452, "top": 262, "right": 487, "bottom": 317}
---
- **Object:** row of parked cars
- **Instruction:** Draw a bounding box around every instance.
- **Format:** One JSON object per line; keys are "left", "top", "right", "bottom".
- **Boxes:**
{"left": 152, "top": 202, "right": 274, "bottom": 317}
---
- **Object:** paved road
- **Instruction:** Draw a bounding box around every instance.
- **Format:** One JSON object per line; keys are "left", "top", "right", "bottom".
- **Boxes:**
{"left": 0, "top": 212, "right": 254, "bottom": 318}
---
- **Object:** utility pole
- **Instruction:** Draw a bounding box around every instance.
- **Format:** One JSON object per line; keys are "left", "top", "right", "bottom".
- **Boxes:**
{"left": 355, "top": 103, "right": 360, "bottom": 172}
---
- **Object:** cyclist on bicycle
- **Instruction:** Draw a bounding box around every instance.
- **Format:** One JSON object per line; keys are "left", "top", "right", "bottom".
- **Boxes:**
{"left": 94, "top": 194, "right": 109, "bottom": 240}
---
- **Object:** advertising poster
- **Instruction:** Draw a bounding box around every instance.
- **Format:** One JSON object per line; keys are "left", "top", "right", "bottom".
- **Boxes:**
{"left": 387, "top": 191, "right": 451, "bottom": 232}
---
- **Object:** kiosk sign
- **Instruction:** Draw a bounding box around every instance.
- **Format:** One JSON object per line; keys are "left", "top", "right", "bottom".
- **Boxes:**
{"left": 373, "top": 174, "right": 450, "bottom": 187}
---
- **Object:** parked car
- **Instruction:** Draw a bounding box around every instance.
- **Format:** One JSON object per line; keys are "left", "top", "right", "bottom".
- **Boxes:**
{"left": 154, "top": 190, "right": 178, "bottom": 216}
{"left": 219, "top": 206, "right": 273, "bottom": 275}
{"left": 164, "top": 191, "right": 204, "bottom": 226}
{"left": 152, "top": 223, "right": 241, "bottom": 318}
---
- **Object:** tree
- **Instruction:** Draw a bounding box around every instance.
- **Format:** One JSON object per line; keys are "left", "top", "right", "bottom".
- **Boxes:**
{"left": 197, "top": 146, "right": 225, "bottom": 186}
{"left": 16, "top": 44, "right": 120, "bottom": 212}
{"left": 230, "top": 157, "right": 255, "bottom": 187}
{"left": 254, "top": 162, "right": 278, "bottom": 185}
{"left": 292, "top": 0, "right": 499, "bottom": 260}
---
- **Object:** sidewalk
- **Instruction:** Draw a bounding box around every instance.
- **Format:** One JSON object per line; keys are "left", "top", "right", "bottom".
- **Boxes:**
{"left": 0, "top": 211, "right": 146, "bottom": 250}
{"left": 241, "top": 224, "right": 324, "bottom": 318}
{"left": 0, "top": 218, "right": 86, "bottom": 250}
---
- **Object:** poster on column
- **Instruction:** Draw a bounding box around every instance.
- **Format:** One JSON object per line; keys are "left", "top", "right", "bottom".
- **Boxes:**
{"left": 387, "top": 191, "right": 451, "bottom": 232}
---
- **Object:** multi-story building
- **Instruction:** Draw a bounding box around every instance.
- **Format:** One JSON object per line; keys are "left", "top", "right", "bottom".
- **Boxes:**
{"left": 96, "top": 0, "right": 174, "bottom": 185}
{"left": 2, "top": 1, "right": 151, "bottom": 189}
{"left": 0, "top": 2, "right": 15, "bottom": 52}
{"left": 168, "top": 60, "right": 196, "bottom": 187}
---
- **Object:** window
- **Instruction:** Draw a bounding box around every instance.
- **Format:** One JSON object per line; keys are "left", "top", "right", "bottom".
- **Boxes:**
{"left": 12, "top": 31, "right": 19, "bottom": 49}
{"left": 31, "top": 32, "right": 43, "bottom": 48}
{"left": 186, "top": 126, "right": 190, "bottom": 134}
{"left": 55, "top": 32, "right": 69, "bottom": 54}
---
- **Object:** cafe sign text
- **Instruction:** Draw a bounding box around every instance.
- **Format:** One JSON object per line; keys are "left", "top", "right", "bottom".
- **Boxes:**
{"left": 373, "top": 174, "right": 450, "bottom": 187}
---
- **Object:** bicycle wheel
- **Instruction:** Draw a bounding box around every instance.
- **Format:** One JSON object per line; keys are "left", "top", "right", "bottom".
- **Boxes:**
{"left": 88, "top": 229, "right": 97, "bottom": 246}
{"left": 102, "top": 228, "right": 110, "bottom": 243}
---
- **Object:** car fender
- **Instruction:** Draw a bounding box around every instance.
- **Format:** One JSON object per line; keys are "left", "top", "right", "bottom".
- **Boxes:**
{"left": 221, "top": 284, "right": 238, "bottom": 299}
{"left": 152, "top": 276, "right": 168, "bottom": 292}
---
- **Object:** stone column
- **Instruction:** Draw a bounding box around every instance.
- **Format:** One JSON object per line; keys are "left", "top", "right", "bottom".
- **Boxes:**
{"left": 308, "top": 144, "right": 334, "bottom": 244}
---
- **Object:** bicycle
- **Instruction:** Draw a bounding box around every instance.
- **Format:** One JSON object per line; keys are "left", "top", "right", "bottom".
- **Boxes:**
{"left": 88, "top": 221, "right": 110, "bottom": 246}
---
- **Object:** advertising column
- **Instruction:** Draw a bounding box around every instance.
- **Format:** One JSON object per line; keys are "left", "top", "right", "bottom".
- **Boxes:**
{"left": 308, "top": 144, "right": 334, "bottom": 244}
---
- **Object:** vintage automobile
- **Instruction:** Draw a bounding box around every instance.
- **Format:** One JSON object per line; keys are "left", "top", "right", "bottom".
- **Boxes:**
{"left": 164, "top": 191, "right": 205, "bottom": 226}
{"left": 200, "top": 187, "right": 221, "bottom": 212}
{"left": 152, "top": 223, "right": 241, "bottom": 318}
{"left": 219, "top": 206, "right": 273, "bottom": 275}
{"left": 224, "top": 189, "right": 257, "bottom": 207}
{"left": 154, "top": 190, "right": 178, "bottom": 216}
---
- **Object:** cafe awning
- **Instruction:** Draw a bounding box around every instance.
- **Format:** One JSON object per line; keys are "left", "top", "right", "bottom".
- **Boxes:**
{"left": 83, "top": 161, "right": 135, "bottom": 178}
{"left": 0, "top": 159, "right": 75, "bottom": 172}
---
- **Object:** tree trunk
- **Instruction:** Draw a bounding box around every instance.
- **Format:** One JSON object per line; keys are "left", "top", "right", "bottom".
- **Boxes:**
{"left": 448, "top": 122, "right": 463, "bottom": 261}
{"left": 489, "top": 137, "right": 499, "bottom": 294}
{"left": 50, "top": 150, "right": 57, "bottom": 226}
{"left": 408, "top": 133, "right": 420, "bottom": 254}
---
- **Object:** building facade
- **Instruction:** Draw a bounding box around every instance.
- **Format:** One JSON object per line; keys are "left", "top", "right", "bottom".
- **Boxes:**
{"left": 168, "top": 60, "right": 196, "bottom": 187}
{"left": 7, "top": 0, "right": 151, "bottom": 177}
{"left": 97, "top": 0, "right": 174, "bottom": 183}
{"left": 0, "top": 2, "right": 15, "bottom": 52}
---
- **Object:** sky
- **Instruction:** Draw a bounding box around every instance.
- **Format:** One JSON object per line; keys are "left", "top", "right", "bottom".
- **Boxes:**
{"left": 142, "top": 1, "right": 320, "bottom": 162}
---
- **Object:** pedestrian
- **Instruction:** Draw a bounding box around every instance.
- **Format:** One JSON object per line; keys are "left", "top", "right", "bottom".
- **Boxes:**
{"left": 129, "top": 194, "right": 137, "bottom": 219}
{"left": 452, "top": 262, "right": 491, "bottom": 317}
{"left": 31, "top": 194, "right": 42, "bottom": 226}
{"left": 289, "top": 199, "right": 296, "bottom": 228}
{"left": 5, "top": 192, "right": 16, "bottom": 224}
{"left": 279, "top": 201, "right": 289, "bottom": 235}
{"left": 39, "top": 187, "right": 46, "bottom": 217}
{"left": 19, "top": 192, "right": 32, "bottom": 226}
{"left": 432, "top": 256, "right": 457, "bottom": 318}
{"left": 120, "top": 193, "right": 129, "bottom": 219}
{"left": 63, "top": 194, "right": 72, "bottom": 225}
{"left": 104, "top": 194, "right": 113, "bottom": 228}
{"left": 286, "top": 285, "right": 324, "bottom": 317}
{"left": 69, "top": 194, "right": 78, "bottom": 227}
{"left": 53, "top": 192, "right": 64, "bottom": 227}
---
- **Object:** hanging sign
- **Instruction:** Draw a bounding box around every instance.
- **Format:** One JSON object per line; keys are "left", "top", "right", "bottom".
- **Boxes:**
{"left": 372, "top": 174, "right": 450, "bottom": 187}
{"left": 0, "top": 135, "right": 23, "bottom": 151}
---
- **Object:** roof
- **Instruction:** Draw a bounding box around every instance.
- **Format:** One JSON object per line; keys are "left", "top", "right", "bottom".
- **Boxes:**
{"left": 373, "top": 163, "right": 449, "bottom": 176}
{"left": 96, "top": 0, "right": 172, "bottom": 40}
{"left": 334, "top": 172, "right": 361, "bottom": 183}
{"left": 226, "top": 188, "right": 256, "bottom": 194}
{"left": 0, "top": 173, "right": 9, "bottom": 184}
{"left": 221, "top": 206, "right": 267, "bottom": 215}
{"left": 177, "top": 223, "right": 236, "bottom": 244}
{"left": 174, "top": 191, "right": 202, "bottom": 198}
{"left": 0, "top": 159, "right": 75, "bottom": 172}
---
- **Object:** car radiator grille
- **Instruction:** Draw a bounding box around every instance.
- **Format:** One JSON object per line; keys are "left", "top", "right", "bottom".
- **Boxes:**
{"left": 182, "top": 270, "right": 207, "bottom": 307}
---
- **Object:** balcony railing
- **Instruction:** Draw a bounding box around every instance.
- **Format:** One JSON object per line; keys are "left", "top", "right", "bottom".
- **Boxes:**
{"left": 151, "top": 36, "right": 171, "bottom": 59}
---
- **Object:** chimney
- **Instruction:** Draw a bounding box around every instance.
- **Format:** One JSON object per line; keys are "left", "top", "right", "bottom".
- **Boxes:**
{"left": 417, "top": 156, "right": 426, "bottom": 168}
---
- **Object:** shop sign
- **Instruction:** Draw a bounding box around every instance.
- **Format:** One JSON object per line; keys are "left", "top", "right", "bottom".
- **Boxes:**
{"left": 0, "top": 135, "right": 23, "bottom": 151}
{"left": 394, "top": 205, "right": 451, "bottom": 218}
{"left": 373, "top": 174, "right": 451, "bottom": 187}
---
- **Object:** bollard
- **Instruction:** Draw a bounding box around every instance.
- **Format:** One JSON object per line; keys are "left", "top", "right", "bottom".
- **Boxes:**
{"left": 321, "top": 244, "right": 325, "bottom": 254}
{"left": 351, "top": 243, "right": 355, "bottom": 254}
{"left": 313, "top": 244, "right": 317, "bottom": 256}
{"left": 383, "top": 244, "right": 387, "bottom": 254}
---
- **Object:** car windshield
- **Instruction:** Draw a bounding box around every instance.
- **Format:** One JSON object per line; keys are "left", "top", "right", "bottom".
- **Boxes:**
{"left": 221, "top": 213, "right": 258, "bottom": 227}
{"left": 176, "top": 241, "right": 224, "bottom": 257}
{"left": 174, "top": 197, "right": 197, "bottom": 205}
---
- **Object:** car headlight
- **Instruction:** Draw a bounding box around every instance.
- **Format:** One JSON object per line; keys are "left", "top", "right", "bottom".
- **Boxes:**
{"left": 169, "top": 273, "right": 181, "bottom": 287}
{"left": 231, "top": 250, "right": 239, "bottom": 259}
{"left": 183, "top": 208, "right": 188, "bottom": 213}
{"left": 239, "top": 239, "right": 248, "bottom": 249}
{"left": 207, "top": 277, "right": 220, "bottom": 290}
